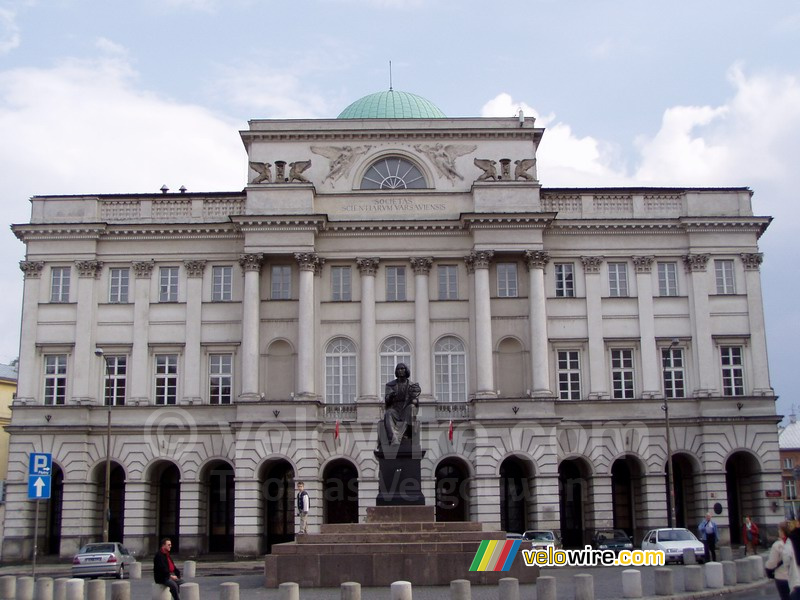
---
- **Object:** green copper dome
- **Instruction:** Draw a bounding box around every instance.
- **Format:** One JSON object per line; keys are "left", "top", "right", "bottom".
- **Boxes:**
{"left": 337, "top": 90, "right": 446, "bottom": 119}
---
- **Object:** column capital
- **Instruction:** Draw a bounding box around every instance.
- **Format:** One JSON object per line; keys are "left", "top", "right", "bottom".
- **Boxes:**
{"left": 356, "top": 257, "right": 380, "bottom": 276}
{"left": 75, "top": 260, "right": 103, "bottom": 278}
{"left": 632, "top": 256, "right": 654, "bottom": 274}
{"left": 524, "top": 250, "right": 549, "bottom": 270}
{"left": 682, "top": 253, "right": 709, "bottom": 273}
{"left": 132, "top": 260, "right": 155, "bottom": 278}
{"left": 314, "top": 257, "right": 326, "bottom": 277}
{"left": 295, "top": 252, "right": 320, "bottom": 272}
{"left": 239, "top": 253, "right": 264, "bottom": 272}
{"left": 465, "top": 250, "right": 494, "bottom": 273}
{"left": 183, "top": 259, "right": 207, "bottom": 277}
{"left": 581, "top": 256, "right": 604, "bottom": 274}
{"left": 409, "top": 257, "right": 433, "bottom": 275}
{"left": 740, "top": 252, "right": 763, "bottom": 271}
{"left": 19, "top": 260, "right": 44, "bottom": 278}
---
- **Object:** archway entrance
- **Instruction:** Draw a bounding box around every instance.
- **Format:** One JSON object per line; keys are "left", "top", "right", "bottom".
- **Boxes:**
{"left": 669, "top": 453, "right": 699, "bottom": 529}
{"left": 323, "top": 460, "right": 359, "bottom": 524}
{"left": 500, "top": 456, "right": 531, "bottom": 534}
{"left": 559, "top": 458, "right": 591, "bottom": 548}
{"left": 46, "top": 464, "right": 64, "bottom": 555}
{"left": 154, "top": 463, "right": 181, "bottom": 552}
{"left": 611, "top": 456, "right": 644, "bottom": 542}
{"left": 203, "top": 461, "right": 234, "bottom": 553}
{"left": 435, "top": 458, "right": 470, "bottom": 522}
{"left": 262, "top": 461, "right": 294, "bottom": 553}
{"left": 95, "top": 462, "right": 126, "bottom": 543}
{"left": 726, "top": 452, "right": 762, "bottom": 544}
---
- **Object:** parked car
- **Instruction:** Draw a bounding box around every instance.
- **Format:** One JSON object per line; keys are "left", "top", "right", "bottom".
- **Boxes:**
{"left": 641, "top": 528, "right": 705, "bottom": 563}
{"left": 505, "top": 532, "right": 524, "bottom": 542}
{"left": 590, "top": 529, "right": 633, "bottom": 554}
{"left": 72, "top": 542, "right": 136, "bottom": 579}
{"left": 523, "top": 530, "right": 562, "bottom": 550}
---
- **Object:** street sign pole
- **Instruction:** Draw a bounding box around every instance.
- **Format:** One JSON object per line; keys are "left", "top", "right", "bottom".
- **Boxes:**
{"left": 32, "top": 500, "right": 40, "bottom": 577}
{"left": 28, "top": 452, "right": 52, "bottom": 577}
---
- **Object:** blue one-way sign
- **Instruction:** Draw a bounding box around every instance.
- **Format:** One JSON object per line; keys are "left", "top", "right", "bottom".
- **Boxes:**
{"left": 28, "top": 453, "right": 52, "bottom": 500}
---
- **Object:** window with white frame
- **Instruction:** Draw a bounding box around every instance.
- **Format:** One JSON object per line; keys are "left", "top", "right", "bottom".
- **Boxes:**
{"left": 434, "top": 336, "right": 467, "bottom": 402}
{"left": 784, "top": 457, "right": 794, "bottom": 470}
{"left": 715, "top": 259, "right": 736, "bottom": 294}
{"left": 155, "top": 354, "right": 178, "bottom": 405}
{"left": 497, "top": 263, "right": 518, "bottom": 298}
{"left": 159, "top": 267, "right": 179, "bottom": 302}
{"left": 785, "top": 478, "right": 797, "bottom": 500}
{"left": 608, "top": 262, "right": 629, "bottom": 297}
{"left": 212, "top": 266, "right": 233, "bottom": 301}
{"left": 661, "top": 347, "right": 685, "bottom": 399}
{"left": 109, "top": 268, "right": 130, "bottom": 303}
{"left": 555, "top": 263, "right": 574, "bottom": 298}
{"left": 271, "top": 265, "right": 291, "bottom": 300}
{"left": 43, "top": 354, "right": 67, "bottom": 405}
{"left": 658, "top": 262, "right": 678, "bottom": 297}
{"left": 102, "top": 355, "right": 127, "bottom": 406}
{"left": 557, "top": 350, "right": 581, "bottom": 400}
{"left": 209, "top": 354, "right": 233, "bottom": 405}
{"left": 386, "top": 266, "right": 406, "bottom": 301}
{"left": 611, "top": 348, "right": 635, "bottom": 399}
{"left": 380, "top": 337, "right": 411, "bottom": 392}
{"left": 438, "top": 265, "right": 458, "bottom": 300}
{"left": 331, "top": 266, "right": 352, "bottom": 301}
{"left": 720, "top": 346, "right": 745, "bottom": 396}
{"left": 325, "top": 338, "right": 357, "bottom": 404}
{"left": 50, "top": 267, "right": 70, "bottom": 303}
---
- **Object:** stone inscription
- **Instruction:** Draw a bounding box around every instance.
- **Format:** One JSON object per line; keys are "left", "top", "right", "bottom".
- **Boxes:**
{"left": 341, "top": 198, "right": 447, "bottom": 214}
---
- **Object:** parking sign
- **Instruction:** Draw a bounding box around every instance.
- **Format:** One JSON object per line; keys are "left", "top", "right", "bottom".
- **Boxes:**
{"left": 28, "top": 453, "right": 52, "bottom": 500}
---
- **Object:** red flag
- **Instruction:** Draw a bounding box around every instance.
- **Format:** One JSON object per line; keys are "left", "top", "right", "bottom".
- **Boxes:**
{"left": 335, "top": 420, "right": 340, "bottom": 441}
{"left": 448, "top": 420, "right": 453, "bottom": 442}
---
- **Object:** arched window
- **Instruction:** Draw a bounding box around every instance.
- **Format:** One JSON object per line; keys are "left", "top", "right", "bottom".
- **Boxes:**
{"left": 325, "top": 338, "right": 357, "bottom": 404}
{"left": 380, "top": 337, "right": 411, "bottom": 391}
{"left": 434, "top": 336, "right": 466, "bottom": 402}
{"left": 360, "top": 157, "right": 426, "bottom": 190}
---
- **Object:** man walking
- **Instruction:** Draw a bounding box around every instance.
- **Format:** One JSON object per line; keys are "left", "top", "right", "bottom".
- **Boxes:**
{"left": 154, "top": 538, "right": 183, "bottom": 600}
{"left": 698, "top": 512, "right": 719, "bottom": 562}
{"left": 297, "top": 481, "right": 310, "bottom": 535}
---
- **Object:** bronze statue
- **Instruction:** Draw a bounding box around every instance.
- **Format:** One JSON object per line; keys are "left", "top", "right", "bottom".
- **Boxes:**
{"left": 382, "top": 363, "right": 420, "bottom": 445}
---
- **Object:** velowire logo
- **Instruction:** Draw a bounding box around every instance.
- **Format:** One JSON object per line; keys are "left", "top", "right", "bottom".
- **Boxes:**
{"left": 469, "top": 540, "right": 521, "bottom": 572}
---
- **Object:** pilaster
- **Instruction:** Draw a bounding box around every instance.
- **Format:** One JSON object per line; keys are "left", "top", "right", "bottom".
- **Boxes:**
{"left": 239, "top": 253, "right": 263, "bottom": 402}
{"left": 129, "top": 261, "right": 154, "bottom": 404}
{"left": 533, "top": 473, "right": 560, "bottom": 531}
{"left": 357, "top": 257, "right": 379, "bottom": 402}
{"left": 183, "top": 260, "right": 205, "bottom": 404}
{"left": 121, "top": 481, "right": 149, "bottom": 556}
{"left": 233, "top": 477, "right": 262, "bottom": 556}
{"left": 582, "top": 256, "right": 607, "bottom": 399}
{"left": 465, "top": 251, "right": 495, "bottom": 398}
{"left": 295, "top": 253, "right": 320, "bottom": 398}
{"left": 410, "top": 257, "right": 433, "bottom": 407}
{"left": 683, "top": 254, "right": 714, "bottom": 396}
{"left": 633, "top": 256, "right": 660, "bottom": 398}
{"left": 524, "top": 250, "right": 551, "bottom": 397}
{"left": 17, "top": 261, "right": 44, "bottom": 404}
{"left": 178, "top": 481, "right": 203, "bottom": 555}
{"left": 741, "top": 253, "right": 773, "bottom": 395}
{"left": 73, "top": 260, "right": 103, "bottom": 404}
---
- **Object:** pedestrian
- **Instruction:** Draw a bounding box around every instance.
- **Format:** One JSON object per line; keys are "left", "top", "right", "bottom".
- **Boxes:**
{"left": 153, "top": 538, "right": 183, "bottom": 600}
{"left": 698, "top": 512, "right": 718, "bottom": 562}
{"left": 766, "top": 520, "right": 792, "bottom": 600}
{"left": 742, "top": 515, "right": 760, "bottom": 555}
{"left": 297, "top": 481, "right": 310, "bottom": 535}
{"left": 782, "top": 522, "right": 800, "bottom": 600}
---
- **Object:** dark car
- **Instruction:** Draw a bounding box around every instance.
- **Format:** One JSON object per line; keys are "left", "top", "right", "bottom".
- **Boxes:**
{"left": 591, "top": 529, "right": 633, "bottom": 553}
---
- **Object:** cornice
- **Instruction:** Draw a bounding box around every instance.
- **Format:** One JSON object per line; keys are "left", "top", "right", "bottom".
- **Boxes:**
{"left": 231, "top": 215, "right": 327, "bottom": 234}
{"left": 460, "top": 213, "right": 555, "bottom": 231}
{"left": 320, "top": 221, "right": 467, "bottom": 237}
{"left": 12, "top": 223, "right": 106, "bottom": 242}
{"left": 548, "top": 220, "right": 684, "bottom": 235}
{"left": 241, "top": 129, "right": 543, "bottom": 144}
{"left": 680, "top": 216, "right": 772, "bottom": 238}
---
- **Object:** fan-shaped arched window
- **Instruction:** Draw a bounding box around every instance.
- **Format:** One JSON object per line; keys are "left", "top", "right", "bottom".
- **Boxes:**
{"left": 325, "top": 338, "right": 357, "bottom": 404}
{"left": 434, "top": 336, "right": 467, "bottom": 402}
{"left": 360, "top": 157, "right": 426, "bottom": 190}
{"left": 380, "top": 337, "right": 412, "bottom": 392}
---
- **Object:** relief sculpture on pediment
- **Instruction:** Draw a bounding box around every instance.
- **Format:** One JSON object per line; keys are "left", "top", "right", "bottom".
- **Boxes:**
{"left": 413, "top": 143, "right": 476, "bottom": 184}
{"left": 311, "top": 145, "right": 373, "bottom": 187}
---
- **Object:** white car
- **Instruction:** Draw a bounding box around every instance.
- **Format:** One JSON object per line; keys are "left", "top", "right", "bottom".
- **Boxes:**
{"left": 523, "top": 530, "right": 562, "bottom": 550}
{"left": 641, "top": 528, "right": 705, "bottom": 563}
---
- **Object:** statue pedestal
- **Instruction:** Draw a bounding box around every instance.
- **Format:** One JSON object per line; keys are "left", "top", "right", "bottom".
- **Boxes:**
{"left": 374, "top": 439, "right": 425, "bottom": 506}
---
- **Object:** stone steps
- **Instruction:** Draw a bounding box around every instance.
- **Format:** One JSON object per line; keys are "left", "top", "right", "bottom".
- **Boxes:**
{"left": 291, "top": 530, "right": 498, "bottom": 545}
{"left": 319, "top": 520, "right": 485, "bottom": 534}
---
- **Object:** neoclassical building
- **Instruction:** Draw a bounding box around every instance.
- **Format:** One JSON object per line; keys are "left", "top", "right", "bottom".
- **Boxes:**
{"left": 3, "top": 90, "right": 781, "bottom": 559}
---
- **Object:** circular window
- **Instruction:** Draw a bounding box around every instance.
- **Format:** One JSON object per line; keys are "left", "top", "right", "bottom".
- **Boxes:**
{"left": 360, "top": 157, "right": 427, "bottom": 190}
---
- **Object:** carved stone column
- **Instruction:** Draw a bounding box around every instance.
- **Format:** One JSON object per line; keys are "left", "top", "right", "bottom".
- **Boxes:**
{"left": 741, "top": 253, "right": 772, "bottom": 394}
{"left": 683, "top": 254, "right": 714, "bottom": 395}
{"left": 582, "top": 256, "right": 606, "bottom": 399}
{"left": 633, "top": 256, "right": 660, "bottom": 398}
{"left": 410, "top": 257, "right": 433, "bottom": 403}
{"left": 524, "top": 250, "right": 551, "bottom": 397}
{"left": 239, "top": 253, "right": 263, "bottom": 401}
{"left": 295, "top": 253, "right": 320, "bottom": 398}
{"left": 183, "top": 260, "right": 206, "bottom": 404}
{"left": 466, "top": 251, "right": 495, "bottom": 398}
{"left": 17, "top": 261, "right": 44, "bottom": 404}
{"left": 357, "top": 258, "right": 380, "bottom": 402}
{"left": 130, "top": 260, "right": 154, "bottom": 404}
{"left": 73, "top": 260, "right": 103, "bottom": 404}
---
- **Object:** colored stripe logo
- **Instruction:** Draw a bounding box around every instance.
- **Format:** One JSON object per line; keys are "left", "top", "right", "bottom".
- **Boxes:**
{"left": 469, "top": 539, "right": 521, "bottom": 571}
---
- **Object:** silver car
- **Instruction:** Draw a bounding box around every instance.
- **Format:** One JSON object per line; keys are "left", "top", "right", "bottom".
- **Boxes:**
{"left": 71, "top": 542, "right": 136, "bottom": 579}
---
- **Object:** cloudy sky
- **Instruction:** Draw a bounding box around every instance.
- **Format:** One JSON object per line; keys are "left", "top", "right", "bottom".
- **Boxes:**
{"left": 1, "top": 0, "right": 798, "bottom": 418}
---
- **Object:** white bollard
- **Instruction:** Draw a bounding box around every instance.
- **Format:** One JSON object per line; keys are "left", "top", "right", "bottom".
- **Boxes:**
{"left": 735, "top": 557, "right": 752, "bottom": 583}
{"left": 65, "top": 579, "right": 84, "bottom": 600}
{"left": 179, "top": 582, "right": 199, "bottom": 600}
{"left": 278, "top": 582, "right": 299, "bottom": 600}
{"left": 622, "top": 569, "right": 642, "bottom": 598}
{"left": 536, "top": 576, "right": 556, "bottom": 600}
{"left": 0, "top": 575, "right": 15, "bottom": 600}
{"left": 498, "top": 578, "right": 519, "bottom": 600}
{"left": 721, "top": 560, "right": 737, "bottom": 586}
{"left": 654, "top": 568, "right": 673, "bottom": 596}
{"left": 574, "top": 573, "right": 593, "bottom": 600}
{"left": 682, "top": 548, "right": 697, "bottom": 565}
{"left": 128, "top": 563, "right": 142, "bottom": 580}
{"left": 53, "top": 578, "right": 69, "bottom": 600}
{"left": 704, "top": 562, "right": 724, "bottom": 589}
{"left": 110, "top": 581, "right": 130, "bottom": 600}
{"left": 17, "top": 577, "right": 34, "bottom": 600}
{"left": 219, "top": 582, "right": 239, "bottom": 600}
{"left": 390, "top": 581, "right": 412, "bottom": 600}
{"left": 684, "top": 565, "right": 704, "bottom": 592}
{"left": 151, "top": 583, "right": 170, "bottom": 600}
{"left": 719, "top": 546, "right": 733, "bottom": 562}
{"left": 748, "top": 554, "right": 765, "bottom": 580}
{"left": 183, "top": 561, "right": 196, "bottom": 579}
{"left": 341, "top": 581, "right": 361, "bottom": 600}
{"left": 449, "top": 579, "right": 470, "bottom": 600}
{"left": 34, "top": 577, "right": 53, "bottom": 600}
{"left": 86, "top": 579, "right": 105, "bottom": 600}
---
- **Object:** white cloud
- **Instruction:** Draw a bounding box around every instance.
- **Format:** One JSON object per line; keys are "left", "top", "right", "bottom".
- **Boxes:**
{"left": 95, "top": 37, "right": 129, "bottom": 58}
{"left": 0, "top": 7, "right": 20, "bottom": 54}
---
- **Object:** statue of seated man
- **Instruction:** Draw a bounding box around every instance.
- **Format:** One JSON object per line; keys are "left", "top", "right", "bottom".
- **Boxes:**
{"left": 382, "top": 363, "right": 421, "bottom": 446}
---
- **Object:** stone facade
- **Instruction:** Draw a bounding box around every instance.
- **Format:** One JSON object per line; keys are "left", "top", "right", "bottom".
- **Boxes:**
{"left": 3, "top": 112, "right": 780, "bottom": 560}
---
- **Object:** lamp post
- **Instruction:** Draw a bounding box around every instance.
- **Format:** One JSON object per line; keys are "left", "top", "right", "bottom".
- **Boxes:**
{"left": 96, "top": 347, "right": 112, "bottom": 543}
{"left": 662, "top": 338, "right": 680, "bottom": 529}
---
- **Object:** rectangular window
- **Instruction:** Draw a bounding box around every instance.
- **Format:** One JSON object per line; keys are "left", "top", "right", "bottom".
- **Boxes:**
{"left": 438, "top": 265, "right": 458, "bottom": 300}
{"left": 43, "top": 354, "right": 67, "bottom": 405}
{"left": 209, "top": 354, "right": 233, "bottom": 405}
{"left": 715, "top": 259, "right": 736, "bottom": 294}
{"left": 662, "top": 347, "right": 685, "bottom": 399}
{"left": 212, "top": 266, "right": 233, "bottom": 301}
{"left": 159, "top": 267, "right": 179, "bottom": 302}
{"left": 555, "top": 263, "right": 575, "bottom": 298}
{"left": 784, "top": 458, "right": 794, "bottom": 470}
{"left": 155, "top": 354, "right": 178, "bottom": 405}
{"left": 497, "top": 263, "right": 518, "bottom": 298}
{"left": 786, "top": 478, "right": 797, "bottom": 500}
{"left": 331, "top": 266, "right": 352, "bottom": 301}
{"left": 271, "top": 265, "right": 291, "bottom": 300}
{"left": 50, "top": 267, "right": 71, "bottom": 303}
{"left": 557, "top": 350, "right": 581, "bottom": 400}
{"left": 611, "top": 349, "right": 635, "bottom": 400}
{"left": 109, "top": 268, "right": 130, "bottom": 303}
{"left": 386, "top": 266, "right": 406, "bottom": 301}
{"left": 720, "top": 346, "right": 745, "bottom": 396}
{"left": 608, "top": 262, "right": 629, "bottom": 297}
{"left": 658, "top": 262, "right": 678, "bottom": 297}
{"left": 102, "top": 355, "right": 127, "bottom": 406}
